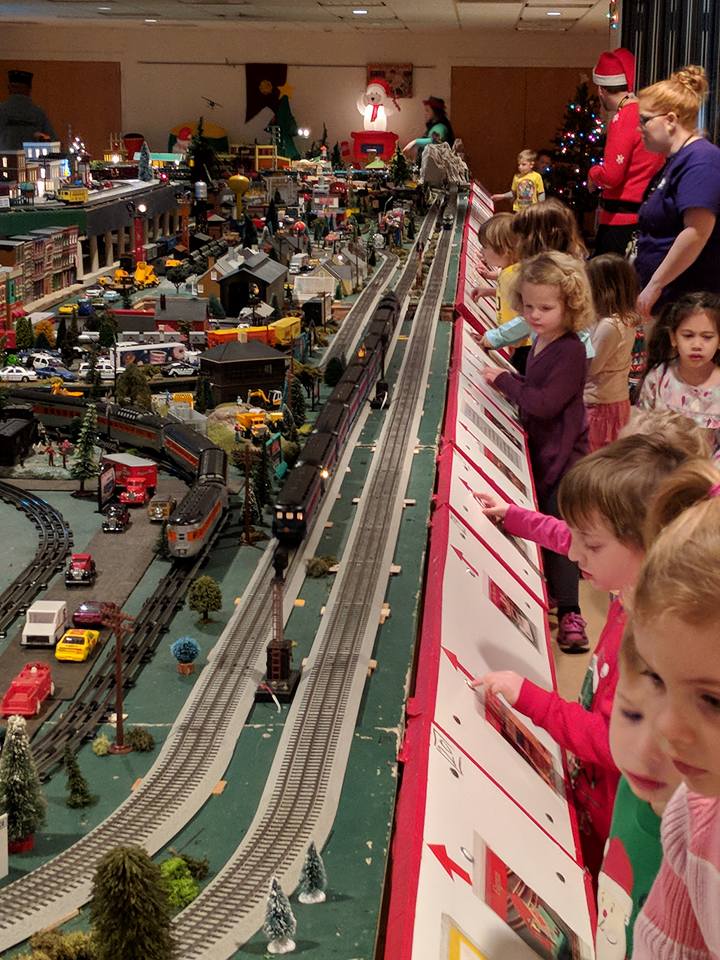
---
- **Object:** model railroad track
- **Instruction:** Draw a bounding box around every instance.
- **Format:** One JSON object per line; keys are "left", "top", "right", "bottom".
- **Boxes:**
{"left": 0, "top": 482, "right": 73, "bottom": 639}
{"left": 0, "top": 197, "right": 452, "bottom": 953}
{"left": 29, "top": 516, "right": 230, "bottom": 779}
{"left": 171, "top": 191, "right": 461, "bottom": 957}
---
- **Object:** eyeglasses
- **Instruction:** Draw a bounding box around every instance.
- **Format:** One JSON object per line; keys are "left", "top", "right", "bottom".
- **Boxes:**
{"left": 639, "top": 113, "right": 668, "bottom": 128}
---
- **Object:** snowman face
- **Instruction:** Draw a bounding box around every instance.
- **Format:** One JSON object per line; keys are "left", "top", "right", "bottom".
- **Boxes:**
{"left": 367, "top": 85, "right": 385, "bottom": 104}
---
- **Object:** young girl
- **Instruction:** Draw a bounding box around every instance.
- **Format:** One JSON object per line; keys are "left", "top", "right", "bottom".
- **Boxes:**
{"left": 585, "top": 254, "right": 641, "bottom": 451}
{"left": 481, "top": 198, "right": 588, "bottom": 354}
{"left": 482, "top": 250, "right": 592, "bottom": 649}
{"left": 638, "top": 291, "right": 720, "bottom": 458}
{"left": 631, "top": 460, "right": 720, "bottom": 957}
{"left": 472, "top": 432, "right": 700, "bottom": 878}
{"left": 471, "top": 213, "right": 529, "bottom": 372}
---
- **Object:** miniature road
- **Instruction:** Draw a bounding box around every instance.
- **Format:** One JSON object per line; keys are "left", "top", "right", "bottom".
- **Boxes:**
{"left": 0, "top": 482, "right": 73, "bottom": 639}
{"left": 171, "top": 191, "right": 460, "bottom": 958}
{"left": 0, "top": 207, "right": 445, "bottom": 953}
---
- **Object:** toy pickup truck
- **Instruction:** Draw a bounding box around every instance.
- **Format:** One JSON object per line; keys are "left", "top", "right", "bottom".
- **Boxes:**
{"left": 65, "top": 553, "right": 97, "bottom": 587}
{"left": 1, "top": 663, "right": 53, "bottom": 717}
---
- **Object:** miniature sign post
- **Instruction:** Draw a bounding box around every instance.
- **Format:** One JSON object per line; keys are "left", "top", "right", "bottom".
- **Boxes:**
{"left": 0, "top": 813, "right": 7, "bottom": 880}
{"left": 101, "top": 603, "right": 136, "bottom": 754}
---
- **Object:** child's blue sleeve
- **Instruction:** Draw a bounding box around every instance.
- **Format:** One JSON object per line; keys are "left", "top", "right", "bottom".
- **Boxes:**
{"left": 484, "top": 316, "right": 531, "bottom": 348}
{"left": 578, "top": 329, "right": 596, "bottom": 359}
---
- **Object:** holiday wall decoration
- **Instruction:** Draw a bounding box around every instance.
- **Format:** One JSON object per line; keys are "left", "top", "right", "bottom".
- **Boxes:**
{"left": 245, "top": 63, "right": 289, "bottom": 123}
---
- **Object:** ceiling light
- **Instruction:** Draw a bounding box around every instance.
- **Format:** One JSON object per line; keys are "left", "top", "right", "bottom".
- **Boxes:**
{"left": 353, "top": 8, "right": 368, "bottom": 14}
{"left": 97, "top": 5, "right": 111, "bottom": 9}
{"left": 145, "top": 17, "right": 158, "bottom": 22}
{"left": 546, "top": 10, "right": 561, "bottom": 15}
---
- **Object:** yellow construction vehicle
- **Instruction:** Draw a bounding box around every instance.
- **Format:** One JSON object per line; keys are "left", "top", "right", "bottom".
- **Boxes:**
{"left": 51, "top": 379, "right": 83, "bottom": 397}
{"left": 236, "top": 405, "right": 284, "bottom": 440}
{"left": 134, "top": 261, "right": 159, "bottom": 289}
{"left": 247, "top": 388, "right": 283, "bottom": 409}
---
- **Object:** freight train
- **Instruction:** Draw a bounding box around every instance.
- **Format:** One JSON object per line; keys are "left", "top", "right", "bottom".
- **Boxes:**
{"left": 273, "top": 292, "right": 402, "bottom": 544}
{"left": 17, "top": 392, "right": 227, "bottom": 560}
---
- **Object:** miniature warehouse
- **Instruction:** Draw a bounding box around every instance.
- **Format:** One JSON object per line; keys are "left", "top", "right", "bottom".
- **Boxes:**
{"left": 0, "top": 68, "right": 597, "bottom": 960}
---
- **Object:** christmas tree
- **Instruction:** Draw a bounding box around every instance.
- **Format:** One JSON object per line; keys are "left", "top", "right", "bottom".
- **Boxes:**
{"left": 14, "top": 316, "right": 33, "bottom": 351}
{"left": 263, "top": 877, "right": 297, "bottom": 954}
{"left": 186, "top": 117, "right": 218, "bottom": 185}
{"left": 0, "top": 715, "right": 46, "bottom": 844}
{"left": 388, "top": 143, "right": 411, "bottom": 186}
{"left": 138, "top": 141, "right": 154, "bottom": 182}
{"left": 70, "top": 402, "right": 98, "bottom": 495}
{"left": 64, "top": 745, "right": 97, "bottom": 808}
{"left": 298, "top": 841, "right": 327, "bottom": 904}
{"left": 551, "top": 81, "right": 605, "bottom": 215}
{"left": 90, "top": 845, "right": 175, "bottom": 960}
{"left": 252, "top": 441, "right": 273, "bottom": 509}
{"left": 331, "top": 142, "right": 342, "bottom": 169}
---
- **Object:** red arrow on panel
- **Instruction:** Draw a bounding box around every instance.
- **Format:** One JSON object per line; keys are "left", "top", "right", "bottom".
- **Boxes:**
{"left": 428, "top": 844, "right": 472, "bottom": 885}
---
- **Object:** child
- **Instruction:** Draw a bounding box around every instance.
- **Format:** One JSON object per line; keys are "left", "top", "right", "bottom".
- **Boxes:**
{"left": 597, "top": 628, "right": 681, "bottom": 960}
{"left": 470, "top": 213, "right": 530, "bottom": 373}
{"left": 492, "top": 148, "right": 546, "bottom": 212}
{"left": 472, "top": 431, "right": 704, "bottom": 878}
{"left": 631, "top": 460, "right": 720, "bottom": 958}
{"left": 480, "top": 198, "right": 588, "bottom": 354}
{"left": 585, "top": 254, "right": 641, "bottom": 450}
{"left": 638, "top": 291, "right": 720, "bottom": 458}
{"left": 481, "top": 250, "right": 592, "bottom": 648}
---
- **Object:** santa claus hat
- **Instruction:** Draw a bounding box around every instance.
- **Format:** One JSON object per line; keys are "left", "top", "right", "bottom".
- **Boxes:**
{"left": 593, "top": 48, "right": 636, "bottom": 91}
{"left": 602, "top": 837, "right": 634, "bottom": 895}
{"left": 367, "top": 77, "right": 400, "bottom": 110}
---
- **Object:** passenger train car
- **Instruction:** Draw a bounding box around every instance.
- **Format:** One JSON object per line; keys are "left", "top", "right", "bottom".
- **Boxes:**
{"left": 273, "top": 292, "right": 402, "bottom": 544}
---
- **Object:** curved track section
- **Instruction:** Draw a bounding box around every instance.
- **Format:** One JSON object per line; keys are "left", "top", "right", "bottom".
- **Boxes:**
{"left": 0, "top": 199, "right": 448, "bottom": 953}
{"left": 171, "top": 191, "right": 460, "bottom": 958}
{"left": 0, "top": 482, "right": 73, "bottom": 639}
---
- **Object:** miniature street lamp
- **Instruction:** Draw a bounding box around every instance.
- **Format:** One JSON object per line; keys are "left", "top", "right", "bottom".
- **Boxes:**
{"left": 100, "top": 603, "right": 136, "bottom": 754}
{"left": 126, "top": 200, "right": 148, "bottom": 267}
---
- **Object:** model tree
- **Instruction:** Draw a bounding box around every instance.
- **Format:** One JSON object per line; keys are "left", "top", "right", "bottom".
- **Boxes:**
{"left": 70, "top": 402, "right": 98, "bottom": 495}
{"left": 116, "top": 365, "right": 152, "bottom": 409}
{"left": 160, "top": 856, "right": 199, "bottom": 911}
{"left": 194, "top": 374, "right": 213, "bottom": 413}
{"left": 98, "top": 315, "right": 116, "bottom": 348}
{"left": 166, "top": 267, "right": 184, "bottom": 295}
{"left": 186, "top": 117, "right": 218, "bottom": 185}
{"left": 331, "top": 142, "right": 342, "bottom": 169}
{"left": 323, "top": 356, "right": 345, "bottom": 388}
{"left": 242, "top": 214, "right": 259, "bottom": 248}
{"left": 34, "top": 329, "right": 51, "bottom": 350}
{"left": 86, "top": 346, "right": 103, "bottom": 399}
{"left": 187, "top": 575, "right": 222, "bottom": 623}
{"left": 240, "top": 480, "right": 262, "bottom": 527}
{"left": 298, "top": 841, "right": 327, "bottom": 904}
{"left": 63, "top": 744, "right": 97, "bottom": 808}
{"left": 288, "top": 376, "right": 306, "bottom": 427}
{"left": 55, "top": 314, "right": 67, "bottom": 353}
{"left": 263, "top": 877, "right": 297, "bottom": 955}
{"left": 252, "top": 441, "right": 273, "bottom": 509}
{"left": 0, "top": 715, "right": 46, "bottom": 848}
{"left": 208, "top": 294, "right": 226, "bottom": 319}
{"left": 90, "top": 844, "right": 175, "bottom": 960}
{"left": 552, "top": 80, "right": 605, "bottom": 214}
{"left": 14, "top": 315, "right": 33, "bottom": 351}
{"left": 33, "top": 317, "right": 56, "bottom": 347}
{"left": 267, "top": 197, "right": 279, "bottom": 234}
{"left": 389, "top": 143, "right": 411, "bottom": 186}
{"left": 138, "top": 141, "right": 154, "bottom": 182}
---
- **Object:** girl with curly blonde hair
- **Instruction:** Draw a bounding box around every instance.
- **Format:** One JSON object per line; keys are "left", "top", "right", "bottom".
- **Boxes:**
{"left": 482, "top": 250, "right": 593, "bottom": 650}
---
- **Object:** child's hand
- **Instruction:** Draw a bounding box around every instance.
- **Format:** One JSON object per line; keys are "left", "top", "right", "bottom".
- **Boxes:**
{"left": 477, "top": 263, "right": 500, "bottom": 282}
{"left": 471, "top": 285, "right": 495, "bottom": 302}
{"left": 490, "top": 193, "right": 505, "bottom": 203}
{"left": 481, "top": 366, "right": 503, "bottom": 386}
{"left": 472, "top": 490, "right": 509, "bottom": 521}
{"left": 479, "top": 334, "right": 492, "bottom": 349}
{"left": 471, "top": 670, "right": 524, "bottom": 706}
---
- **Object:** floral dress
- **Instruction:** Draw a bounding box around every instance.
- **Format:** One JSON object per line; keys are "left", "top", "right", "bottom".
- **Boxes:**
{"left": 638, "top": 361, "right": 720, "bottom": 459}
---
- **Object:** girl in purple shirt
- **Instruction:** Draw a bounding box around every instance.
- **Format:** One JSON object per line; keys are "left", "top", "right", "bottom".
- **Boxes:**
{"left": 482, "top": 251, "right": 592, "bottom": 651}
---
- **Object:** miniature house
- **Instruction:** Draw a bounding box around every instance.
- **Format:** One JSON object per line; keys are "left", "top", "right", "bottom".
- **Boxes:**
{"left": 216, "top": 250, "right": 287, "bottom": 317}
{"left": 199, "top": 339, "right": 289, "bottom": 405}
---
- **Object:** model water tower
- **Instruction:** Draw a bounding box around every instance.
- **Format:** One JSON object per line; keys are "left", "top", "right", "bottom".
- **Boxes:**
{"left": 228, "top": 174, "right": 250, "bottom": 218}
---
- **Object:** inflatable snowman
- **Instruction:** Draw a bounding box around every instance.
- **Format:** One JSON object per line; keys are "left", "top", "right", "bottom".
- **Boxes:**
{"left": 356, "top": 78, "right": 399, "bottom": 132}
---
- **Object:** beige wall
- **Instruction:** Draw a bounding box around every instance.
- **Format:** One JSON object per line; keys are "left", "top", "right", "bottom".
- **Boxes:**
{"left": 0, "top": 22, "right": 606, "bottom": 159}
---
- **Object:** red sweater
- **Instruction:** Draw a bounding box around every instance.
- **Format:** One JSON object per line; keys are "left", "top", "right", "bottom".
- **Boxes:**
{"left": 504, "top": 505, "right": 623, "bottom": 879}
{"left": 588, "top": 99, "right": 664, "bottom": 227}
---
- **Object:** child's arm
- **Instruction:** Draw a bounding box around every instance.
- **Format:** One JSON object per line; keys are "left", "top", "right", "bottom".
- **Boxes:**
{"left": 474, "top": 673, "right": 615, "bottom": 769}
{"left": 473, "top": 492, "right": 571, "bottom": 555}
{"left": 481, "top": 316, "right": 532, "bottom": 349}
{"left": 490, "top": 344, "right": 585, "bottom": 419}
{"left": 491, "top": 190, "right": 514, "bottom": 202}
{"left": 637, "top": 367, "right": 658, "bottom": 410}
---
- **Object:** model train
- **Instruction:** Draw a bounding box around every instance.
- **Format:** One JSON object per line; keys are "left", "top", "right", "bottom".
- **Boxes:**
{"left": 272, "top": 292, "right": 402, "bottom": 544}
{"left": 17, "top": 392, "right": 227, "bottom": 560}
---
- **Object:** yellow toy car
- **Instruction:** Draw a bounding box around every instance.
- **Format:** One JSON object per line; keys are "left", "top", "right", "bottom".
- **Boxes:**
{"left": 54, "top": 628, "right": 100, "bottom": 662}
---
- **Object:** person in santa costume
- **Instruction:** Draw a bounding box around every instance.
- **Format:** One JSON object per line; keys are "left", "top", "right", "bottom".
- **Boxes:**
{"left": 402, "top": 96, "right": 455, "bottom": 156}
{"left": 588, "top": 48, "right": 663, "bottom": 258}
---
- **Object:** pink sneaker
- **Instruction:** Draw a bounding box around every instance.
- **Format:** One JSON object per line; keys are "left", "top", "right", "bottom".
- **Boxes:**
{"left": 557, "top": 612, "right": 589, "bottom": 653}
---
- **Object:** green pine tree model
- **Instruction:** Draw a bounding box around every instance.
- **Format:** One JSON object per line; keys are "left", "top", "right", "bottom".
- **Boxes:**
{"left": 63, "top": 745, "right": 97, "bottom": 808}
{"left": 552, "top": 81, "right": 605, "bottom": 215}
{"left": 263, "top": 877, "right": 297, "bottom": 954}
{"left": 138, "top": 141, "right": 154, "bottom": 182}
{"left": 90, "top": 845, "right": 175, "bottom": 960}
{"left": 288, "top": 376, "right": 306, "bottom": 427}
{"left": 186, "top": 117, "right": 218, "bottom": 185}
{"left": 252, "top": 441, "right": 273, "bottom": 509}
{"left": 14, "top": 316, "right": 33, "bottom": 351}
{"left": 98, "top": 316, "right": 116, "bottom": 348}
{"left": 187, "top": 575, "right": 222, "bottom": 623}
{"left": 0, "top": 715, "right": 46, "bottom": 845}
{"left": 298, "top": 841, "right": 328, "bottom": 904}
{"left": 208, "top": 294, "right": 226, "bottom": 319}
{"left": 70, "top": 402, "right": 98, "bottom": 495}
{"left": 34, "top": 330, "right": 51, "bottom": 350}
{"left": 389, "top": 142, "right": 411, "bottom": 186}
{"left": 331, "top": 142, "right": 342, "bottom": 169}
{"left": 116, "top": 365, "right": 152, "bottom": 409}
{"left": 160, "top": 856, "right": 199, "bottom": 911}
{"left": 55, "top": 315, "right": 67, "bottom": 354}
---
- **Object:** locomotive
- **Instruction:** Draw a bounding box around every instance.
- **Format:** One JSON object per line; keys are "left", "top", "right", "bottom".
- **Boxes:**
{"left": 18, "top": 391, "right": 228, "bottom": 560}
{"left": 272, "top": 292, "right": 402, "bottom": 544}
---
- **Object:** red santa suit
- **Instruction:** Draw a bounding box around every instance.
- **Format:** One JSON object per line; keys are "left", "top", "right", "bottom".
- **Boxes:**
{"left": 589, "top": 49, "right": 664, "bottom": 256}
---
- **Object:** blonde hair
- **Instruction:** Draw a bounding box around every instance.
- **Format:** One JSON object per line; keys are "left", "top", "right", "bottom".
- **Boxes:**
{"left": 634, "top": 460, "right": 720, "bottom": 627}
{"left": 512, "top": 198, "right": 587, "bottom": 261}
{"left": 619, "top": 409, "right": 712, "bottom": 460}
{"left": 478, "top": 213, "right": 518, "bottom": 260}
{"left": 586, "top": 254, "right": 640, "bottom": 327}
{"left": 518, "top": 149, "right": 537, "bottom": 164}
{"left": 638, "top": 64, "right": 709, "bottom": 129}
{"left": 510, "top": 251, "right": 593, "bottom": 333}
{"left": 558, "top": 434, "right": 696, "bottom": 548}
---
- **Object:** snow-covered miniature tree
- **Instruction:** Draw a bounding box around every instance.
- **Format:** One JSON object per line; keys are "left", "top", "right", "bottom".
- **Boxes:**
{"left": 70, "top": 402, "right": 98, "bottom": 494}
{"left": 288, "top": 377, "right": 306, "bottom": 427}
{"left": 263, "top": 877, "right": 297, "bottom": 954}
{"left": 64, "top": 744, "right": 97, "bottom": 808}
{"left": 91, "top": 845, "right": 175, "bottom": 960}
{"left": 187, "top": 575, "right": 222, "bottom": 623}
{"left": 0, "top": 715, "right": 46, "bottom": 845}
{"left": 298, "top": 841, "right": 327, "bottom": 904}
{"left": 138, "top": 141, "right": 154, "bottom": 182}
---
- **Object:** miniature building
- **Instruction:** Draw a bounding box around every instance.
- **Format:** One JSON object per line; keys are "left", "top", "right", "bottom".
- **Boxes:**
{"left": 199, "top": 339, "right": 289, "bottom": 405}
{"left": 0, "top": 263, "right": 23, "bottom": 345}
{"left": 0, "top": 226, "right": 78, "bottom": 301}
{"left": 154, "top": 295, "right": 209, "bottom": 331}
{"left": 214, "top": 249, "right": 287, "bottom": 317}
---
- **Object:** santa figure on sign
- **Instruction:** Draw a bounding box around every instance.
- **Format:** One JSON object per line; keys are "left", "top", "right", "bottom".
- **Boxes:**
{"left": 357, "top": 78, "right": 399, "bottom": 132}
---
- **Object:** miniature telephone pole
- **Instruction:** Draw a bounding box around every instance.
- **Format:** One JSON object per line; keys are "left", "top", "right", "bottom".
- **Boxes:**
{"left": 101, "top": 603, "right": 136, "bottom": 754}
{"left": 242, "top": 446, "right": 258, "bottom": 545}
{"left": 257, "top": 546, "right": 299, "bottom": 703}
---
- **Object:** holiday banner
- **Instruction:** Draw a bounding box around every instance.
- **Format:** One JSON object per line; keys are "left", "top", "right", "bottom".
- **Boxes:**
{"left": 245, "top": 63, "right": 289, "bottom": 123}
